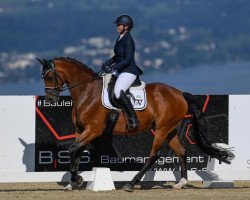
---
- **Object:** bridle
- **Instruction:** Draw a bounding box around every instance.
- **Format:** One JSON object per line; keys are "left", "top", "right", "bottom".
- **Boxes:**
{"left": 41, "top": 67, "right": 64, "bottom": 97}
{"left": 41, "top": 60, "right": 103, "bottom": 98}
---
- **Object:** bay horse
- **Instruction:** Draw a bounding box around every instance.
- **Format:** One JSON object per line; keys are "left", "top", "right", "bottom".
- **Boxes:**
{"left": 37, "top": 57, "right": 234, "bottom": 191}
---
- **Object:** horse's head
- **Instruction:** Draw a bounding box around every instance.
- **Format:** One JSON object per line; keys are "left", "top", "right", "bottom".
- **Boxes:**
{"left": 37, "top": 58, "right": 65, "bottom": 103}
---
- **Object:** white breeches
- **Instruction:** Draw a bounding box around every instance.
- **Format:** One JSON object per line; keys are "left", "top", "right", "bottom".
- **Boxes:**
{"left": 114, "top": 72, "right": 137, "bottom": 98}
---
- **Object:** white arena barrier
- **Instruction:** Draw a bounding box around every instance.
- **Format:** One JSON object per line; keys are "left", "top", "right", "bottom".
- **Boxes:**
{"left": 0, "top": 95, "right": 249, "bottom": 188}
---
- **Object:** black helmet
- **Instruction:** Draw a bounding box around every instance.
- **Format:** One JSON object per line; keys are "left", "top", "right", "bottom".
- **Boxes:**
{"left": 114, "top": 15, "right": 134, "bottom": 29}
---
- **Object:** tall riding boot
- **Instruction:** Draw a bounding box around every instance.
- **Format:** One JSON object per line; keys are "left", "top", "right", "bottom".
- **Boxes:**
{"left": 117, "top": 90, "right": 139, "bottom": 130}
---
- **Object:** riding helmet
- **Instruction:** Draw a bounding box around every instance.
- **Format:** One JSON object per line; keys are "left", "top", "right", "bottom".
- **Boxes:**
{"left": 114, "top": 15, "right": 134, "bottom": 29}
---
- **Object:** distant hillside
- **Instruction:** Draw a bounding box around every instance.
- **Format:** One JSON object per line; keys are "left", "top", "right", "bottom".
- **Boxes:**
{"left": 0, "top": 0, "right": 250, "bottom": 83}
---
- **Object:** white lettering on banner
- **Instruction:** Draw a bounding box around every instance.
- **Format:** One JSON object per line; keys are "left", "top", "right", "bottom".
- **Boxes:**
{"left": 39, "top": 151, "right": 53, "bottom": 164}
{"left": 101, "top": 155, "right": 205, "bottom": 165}
{"left": 150, "top": 167, "right": 207, "bottom": 171}
{"left": 36, "top": 100, "right": 73, "bottom": 107}
{"left": 38, "top": 150, "right": 91, "bottom": 165}
{"left": 58, "top": 151, "right": 70, "bottom": 164}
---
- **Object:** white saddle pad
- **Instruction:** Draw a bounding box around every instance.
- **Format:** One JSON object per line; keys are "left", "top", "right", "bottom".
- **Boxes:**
{"left": 101, "top": 74, "right": 147, "bottom": 110}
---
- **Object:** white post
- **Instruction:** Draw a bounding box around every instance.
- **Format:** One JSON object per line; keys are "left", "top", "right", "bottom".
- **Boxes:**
{"left": 203, "top": 157, "right": 234, "bottom": 188}
{"left": 86, "top": 167, "right": 115, "bottom": 191}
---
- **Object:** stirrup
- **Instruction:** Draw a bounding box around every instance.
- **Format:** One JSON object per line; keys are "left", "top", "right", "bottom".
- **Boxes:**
{"left": 128, "top": 118, "right": 139, "bottom": 130}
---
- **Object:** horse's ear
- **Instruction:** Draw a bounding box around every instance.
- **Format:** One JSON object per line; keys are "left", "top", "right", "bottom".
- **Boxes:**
{"left": 43, "top": 59, "right": 53, "bottom": 71}
{"left": 43, "top": 59, "right": 50, "bottom": 66}
{"left": 43, "top": 59, "right": 52, "bottom": 68}
{"left": 36, "top": 57, "right": 45, "bottom": 66}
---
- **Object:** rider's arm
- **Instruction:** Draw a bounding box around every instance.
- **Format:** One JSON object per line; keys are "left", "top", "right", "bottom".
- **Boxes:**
{"left": 106, "top": 56, "right": 116, "bottom": 66}
{"left": 112, "top": 37, "right": 134, "bottom": 70}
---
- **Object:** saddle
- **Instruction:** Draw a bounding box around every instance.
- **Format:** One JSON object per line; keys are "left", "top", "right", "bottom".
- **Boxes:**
{"left": 101, "top": 73, "right": 147, "bottom": 110}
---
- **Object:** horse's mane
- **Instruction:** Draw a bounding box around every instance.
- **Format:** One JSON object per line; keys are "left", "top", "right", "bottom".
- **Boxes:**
{"left": 54, "top": 57, "right": 96, "bottom": 75}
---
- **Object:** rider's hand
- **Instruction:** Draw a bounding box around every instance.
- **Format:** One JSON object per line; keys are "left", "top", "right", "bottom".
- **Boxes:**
{"left": 101, "top": 62, "right": 108, "bottom": 70}
{"left": 101, "top": 61, "right": 113, "bottom": 73}
{"left": 104, "top": 65, "right": 113, "bottom": 73}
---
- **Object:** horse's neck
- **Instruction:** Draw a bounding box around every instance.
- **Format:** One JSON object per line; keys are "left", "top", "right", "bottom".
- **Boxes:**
{"left": 58, "top": 60, "right": 101, "bottom": 107}
{"left": 70, "top": 80, "right": 102, "bottom": 108}
{"left": 65, "top": 67, "right": 94, "bottom": 87}
{"left": 68, "top": 76, "right": 102, "bottom": 107}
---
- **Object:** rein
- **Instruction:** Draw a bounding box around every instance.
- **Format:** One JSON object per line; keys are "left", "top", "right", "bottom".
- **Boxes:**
{"left": 62, "top": 70, "right": 103, "bottom": 92}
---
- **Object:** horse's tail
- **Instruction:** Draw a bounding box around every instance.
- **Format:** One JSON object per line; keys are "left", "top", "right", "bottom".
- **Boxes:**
{"left": 182, "top": 92, "right": 235, "bottom": 164}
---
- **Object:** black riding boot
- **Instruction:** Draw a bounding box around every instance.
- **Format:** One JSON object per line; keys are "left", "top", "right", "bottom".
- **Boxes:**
{"left": 117, "top": 91, "right": 139, "bottom": 130}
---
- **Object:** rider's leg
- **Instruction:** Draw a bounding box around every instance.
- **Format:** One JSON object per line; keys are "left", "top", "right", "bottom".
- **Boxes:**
{"left": 114, "top": 72, "right": 139, "bottom": 130}
{"left": 114, "top": 73, "right": 137, "bottom": 99}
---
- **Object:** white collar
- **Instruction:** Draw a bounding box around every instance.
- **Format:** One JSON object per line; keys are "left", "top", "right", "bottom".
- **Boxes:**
{"left": 118, "top": 34, "right": 124, "bottom": 40}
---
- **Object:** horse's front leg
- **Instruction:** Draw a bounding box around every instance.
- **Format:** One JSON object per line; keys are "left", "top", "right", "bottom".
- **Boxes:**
{"left": 64, "top": 126, "right": 103, "bottom": 190}
{"left": 69, "top": 141, "right": 85, "bottom": 184}
{"left": 64, "top": 139, "right": 85, "bottom": 190}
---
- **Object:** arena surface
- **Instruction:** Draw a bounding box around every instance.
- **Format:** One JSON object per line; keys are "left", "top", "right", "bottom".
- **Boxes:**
{"left": 0, "top": 181, "right": 250, "bottom": 200}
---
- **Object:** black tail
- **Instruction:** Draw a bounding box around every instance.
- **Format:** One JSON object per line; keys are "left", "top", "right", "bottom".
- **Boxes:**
{"left": 183, "top": 92, "right": 235, "bottom": 164}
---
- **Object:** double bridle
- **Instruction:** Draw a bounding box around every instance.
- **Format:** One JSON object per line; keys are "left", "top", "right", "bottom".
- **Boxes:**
{"left": 42, "top": 67, "right": 65, "bottom": 97}
{"left": 41, "top": 61, "right": 103, "bottom": 98}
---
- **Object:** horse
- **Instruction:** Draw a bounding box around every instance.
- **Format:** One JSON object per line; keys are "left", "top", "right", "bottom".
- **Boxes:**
{"left": 37, "top": 57, "right": 234, "bottom": 191}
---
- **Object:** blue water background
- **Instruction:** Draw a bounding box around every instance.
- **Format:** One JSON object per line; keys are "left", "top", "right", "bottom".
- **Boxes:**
{"left": 0, "top": 62, "right": 249, "bottom": 95}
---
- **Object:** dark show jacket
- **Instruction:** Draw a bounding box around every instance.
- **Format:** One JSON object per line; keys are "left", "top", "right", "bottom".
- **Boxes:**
{"left": 107, "top": 32, "right": 143, "bottom": 76}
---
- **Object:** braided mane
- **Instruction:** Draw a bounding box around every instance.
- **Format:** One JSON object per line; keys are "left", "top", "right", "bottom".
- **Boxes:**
{"left": 54, "top": 57, "right": 96, "bottom": 75}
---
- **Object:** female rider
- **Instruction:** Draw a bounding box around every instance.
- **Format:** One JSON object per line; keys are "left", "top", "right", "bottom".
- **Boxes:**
{"left": 102, "top": 14, "right": 143, "bottom": 130}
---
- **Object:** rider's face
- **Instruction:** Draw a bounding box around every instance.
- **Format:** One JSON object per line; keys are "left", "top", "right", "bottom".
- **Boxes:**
{"left": 116, "top": 24, "right": 128, "bottom": 34}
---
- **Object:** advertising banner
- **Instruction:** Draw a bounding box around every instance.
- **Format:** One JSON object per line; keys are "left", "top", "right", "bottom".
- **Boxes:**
{"left": 35, "top": 95, "right": 228, "bottom": 172}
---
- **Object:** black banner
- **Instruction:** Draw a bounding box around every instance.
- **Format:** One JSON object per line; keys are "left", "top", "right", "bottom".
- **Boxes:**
{"left": 35, "top": 95, "right": 228, "bottom": 172}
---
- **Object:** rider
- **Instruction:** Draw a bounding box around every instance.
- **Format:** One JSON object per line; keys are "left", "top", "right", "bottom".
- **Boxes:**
{"left": 102, "top": 14, "right": 143, "bottom": 130}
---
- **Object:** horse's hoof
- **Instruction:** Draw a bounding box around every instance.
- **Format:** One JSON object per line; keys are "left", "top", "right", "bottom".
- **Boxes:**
{"left": 64, "top": 182, "right": 73, "bottom": 191}
{"left": 173, "top": 183, "right": 182, "bottom": 190}
{"left": 64, "top": 176, "right": 84, "bottom": 191}
{"left": 75, "top": 176, "right": 84, "bottom": 188}
{"left": 123, "top": 183, "right": 134, "bottom": 192}
{"left": 173, "top": 178, "right": 188, "bottom": 190}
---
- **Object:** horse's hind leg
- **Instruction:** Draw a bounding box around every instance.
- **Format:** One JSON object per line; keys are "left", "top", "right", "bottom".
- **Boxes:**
{"left": 123, "top": 128, "right": 168, "bottom": 192}
{"left": 167, "top": 133, "right": 188, "bottom": 189}
{"left": 123, "top": 149, "right": 161, "bottom": 192}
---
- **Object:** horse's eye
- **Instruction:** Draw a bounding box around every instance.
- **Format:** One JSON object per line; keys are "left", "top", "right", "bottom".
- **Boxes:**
{"left": 46, "top": 76, "right": 53, "bottom": 81}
